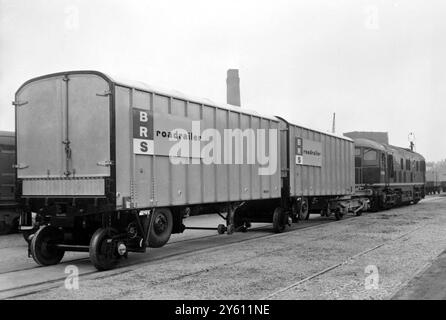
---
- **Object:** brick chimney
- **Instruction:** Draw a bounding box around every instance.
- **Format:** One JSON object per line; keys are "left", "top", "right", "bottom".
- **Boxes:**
{"left": 226, "top": 69, "right": 241, "bottom": 107}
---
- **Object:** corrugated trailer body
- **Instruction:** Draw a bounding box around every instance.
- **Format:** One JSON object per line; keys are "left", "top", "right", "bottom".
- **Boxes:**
{"left": 15, "top": 70, "right": 285, "bottom": 269}
{"left": 278, "top": 119, "right": 354, "bottom": 198}
{"left": 15, "top": 71, "right": 280, "bottom": 204}
{"left": 114, "top": 83, "right": 281, "bottom": 209}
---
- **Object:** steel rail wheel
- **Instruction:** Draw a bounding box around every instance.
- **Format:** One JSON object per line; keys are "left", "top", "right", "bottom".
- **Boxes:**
{"left": 30, "top": 225, "right": 65, "bottom": 266}
{"left": 291, "top": 201, "right": 300, "bottom": 222}
{"left": 299, "top": 197, "right": 310, "bottom": 220}
{"left": 89, "top": 227, "right": 120, "bottom": 271}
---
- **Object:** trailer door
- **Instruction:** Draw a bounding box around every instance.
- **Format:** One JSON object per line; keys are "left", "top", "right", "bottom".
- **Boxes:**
{"left": 67, "top": 74, "right": 111, "bottom": 177}
{"left": 16, "top": 73, "right": 112, "bottom": 196}
{"left": 16, "top": 77, "right": 65, "bottom": 178}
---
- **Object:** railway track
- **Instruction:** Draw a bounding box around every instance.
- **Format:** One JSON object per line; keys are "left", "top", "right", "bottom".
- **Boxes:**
{"left": 1, "top": 196, "right": 441, "bottom": 300}
{"left": 262, "top": 222, "right": 429, "bottom": 299}
{"left": 0, "top": 213, "right": 352, "bottom": 299}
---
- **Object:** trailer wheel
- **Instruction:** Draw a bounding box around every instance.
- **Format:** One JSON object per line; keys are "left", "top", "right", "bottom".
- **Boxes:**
{"left": 299, "top": 197, "right": 310, "bottom": 221}
{"left": 89, "top": 228, "right": 119, "bottom": 271}
{"left": 217, "top": 224, "right": 227, "bottom": 234}
{"left": 148, "top": 208, "right": 173, "bottom": 248}
{"left": 273, "top": 207, "right": 287, "bottom": 233}
{"left": 30, "top": 226, "right": 65, "bottom": 266}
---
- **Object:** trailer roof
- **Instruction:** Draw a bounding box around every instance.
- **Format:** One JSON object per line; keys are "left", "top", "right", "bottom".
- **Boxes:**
{"left": 275, "top": 116, "right": 353, "bottom": 142}
{"left": 105, "top": 72, "right": 279, "bottom": 122}
{"left": 109, "top": 74, "right": 352, "bottom": 140}
{"left": 16, "top": 70, "right": 279, "bottom": 122}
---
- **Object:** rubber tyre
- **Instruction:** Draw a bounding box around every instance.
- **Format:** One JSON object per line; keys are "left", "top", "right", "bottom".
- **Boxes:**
{"left": 30, "top": 226, "right": 65, "bottom": 266}
{"left": 217, "top": 224, "right": 226, "bottom": 234}
{"left": 273, "top": 207, "right": 286, "bottom": 233}
{"left": 89, "top": 228, "right": 119, "bottom": 271}
{"left": 299, "top": 197, "right": 310, "bottom": 221}
{"left": 148, "top": 208, "right": 173, "bottom": 248}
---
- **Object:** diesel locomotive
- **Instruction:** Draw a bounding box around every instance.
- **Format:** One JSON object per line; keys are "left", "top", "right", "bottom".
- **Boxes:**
{"left": 344, "top": 135, "right": 425, "bottom": 211}
{"left": 0, "top": 131, "right": 19, "bottom": 234}
{"left": 13, "top": 71, "right": 425, "bottom": 270}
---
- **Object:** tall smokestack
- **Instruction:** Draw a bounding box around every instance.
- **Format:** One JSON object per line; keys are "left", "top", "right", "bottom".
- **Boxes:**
{"left": 226, "top": 69, "right": 241, "bottom": 107}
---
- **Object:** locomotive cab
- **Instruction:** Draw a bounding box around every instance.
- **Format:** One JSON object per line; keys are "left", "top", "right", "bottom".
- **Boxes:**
{"left": 354, "top": 139, "right": 387, "bottom": 185}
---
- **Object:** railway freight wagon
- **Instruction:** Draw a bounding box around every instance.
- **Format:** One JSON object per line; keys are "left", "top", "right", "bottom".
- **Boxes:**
{"left": 0, "top": 131, "right": 19, "bottom": 234}
{"left": 15, "top": 70, "right": 360, "bottom": 270}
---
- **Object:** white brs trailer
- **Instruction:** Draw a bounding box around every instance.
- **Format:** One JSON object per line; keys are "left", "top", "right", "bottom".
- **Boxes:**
{"left": 15, "top": 71, "right": 363, "bottom": 270}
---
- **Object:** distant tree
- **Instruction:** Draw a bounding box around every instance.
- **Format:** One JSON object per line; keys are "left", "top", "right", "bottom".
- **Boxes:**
{"left": 430, "top": 159, "right": 446, "bottom": 181}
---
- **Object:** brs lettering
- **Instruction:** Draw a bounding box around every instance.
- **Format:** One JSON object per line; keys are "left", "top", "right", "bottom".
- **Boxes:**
{"left": 133, "top": 108, "right": 154, "bottom": 155}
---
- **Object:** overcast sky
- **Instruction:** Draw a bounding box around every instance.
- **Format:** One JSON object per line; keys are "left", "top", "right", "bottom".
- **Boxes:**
{"left": 0, "top": 0, "right": 444, "bottom": 161}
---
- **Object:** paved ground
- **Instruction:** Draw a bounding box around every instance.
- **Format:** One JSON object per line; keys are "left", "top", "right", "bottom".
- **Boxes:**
{"left": 392, "top": 249, "right": 446, "bottom": 299}
{"left": 1, "top": 195, "right": 446, "bottom": 300}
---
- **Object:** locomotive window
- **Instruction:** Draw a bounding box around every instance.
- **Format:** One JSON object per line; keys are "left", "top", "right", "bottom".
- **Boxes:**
{"left": 388, "top": 155, "right": 394, "bottom": 178}
{"left": 363, "top": 148, "right": 378, "bottom": 166}
{"left": 363, "top": 149, "right": 377, "bottom": 161}
{"left": 354, "top": 148, "right": 361, "bottom": 167}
